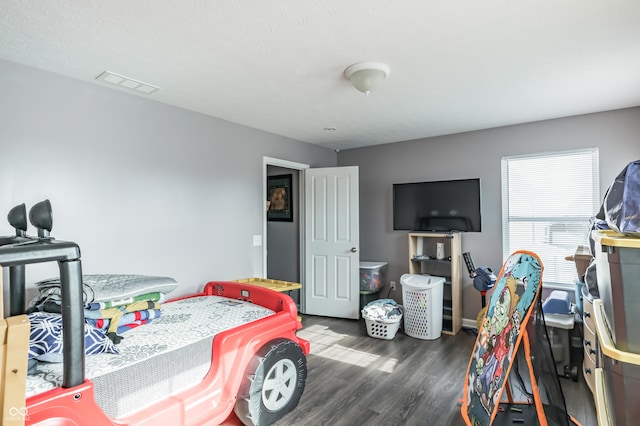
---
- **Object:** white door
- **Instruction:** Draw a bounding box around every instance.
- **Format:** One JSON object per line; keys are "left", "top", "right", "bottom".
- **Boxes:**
{"left": 302, "top": 166, "right": 359, "bottom": 319}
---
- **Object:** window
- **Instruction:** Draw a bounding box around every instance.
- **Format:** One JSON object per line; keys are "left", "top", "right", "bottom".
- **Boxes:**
{"left": 501, "top": 149, "right": 599, "bottom": 287}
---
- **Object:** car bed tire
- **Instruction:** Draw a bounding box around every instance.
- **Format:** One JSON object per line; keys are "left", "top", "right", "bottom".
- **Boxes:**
{"left": 234, "top": 339, "right": 307, "bottom": 426}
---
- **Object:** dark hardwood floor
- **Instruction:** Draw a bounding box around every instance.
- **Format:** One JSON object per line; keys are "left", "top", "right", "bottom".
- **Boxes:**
{"left": 272, "top": 315, "right": 597, "bottom": 426}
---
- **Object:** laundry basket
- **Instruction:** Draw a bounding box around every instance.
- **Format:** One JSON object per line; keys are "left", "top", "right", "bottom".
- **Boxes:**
{"left": 361, "top": 299, "right": 403, "bottom": 340}
{"left": 364, "top": 317, "right": 401, "bottom": 340}
{"left": 401, "top": 274, "right": 444, "bottom": 340}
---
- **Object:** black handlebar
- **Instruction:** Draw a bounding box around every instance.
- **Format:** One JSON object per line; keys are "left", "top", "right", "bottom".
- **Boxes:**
{"left": 0, "top": 239, "right": 85, "bottom": 389}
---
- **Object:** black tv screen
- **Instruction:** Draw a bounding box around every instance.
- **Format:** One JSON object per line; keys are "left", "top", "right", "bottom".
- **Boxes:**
{"left": 393, "top": 178, "right": 481, "bottom": 232}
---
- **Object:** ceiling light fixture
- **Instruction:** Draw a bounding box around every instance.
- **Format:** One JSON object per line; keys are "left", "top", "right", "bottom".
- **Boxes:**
{"left": 343, "top": 62, "right": 390, "bottom": 95}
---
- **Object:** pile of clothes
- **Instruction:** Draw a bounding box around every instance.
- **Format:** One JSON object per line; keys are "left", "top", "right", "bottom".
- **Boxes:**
{"left": 82, "top": 292, "right": 164, "bottom": 344}
{"left": 361, "top": 298, "right": 403, "bottom": 322}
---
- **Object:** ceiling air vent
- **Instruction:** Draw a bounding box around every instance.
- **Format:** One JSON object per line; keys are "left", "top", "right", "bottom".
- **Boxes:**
{"left": 95, "top": 71, "right": 160, "bottom": 94}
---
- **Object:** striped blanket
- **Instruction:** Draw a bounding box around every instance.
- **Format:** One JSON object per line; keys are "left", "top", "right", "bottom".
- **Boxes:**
{"left": 85, "top": 301, "right": 162, "bottom": 341}
{"left": 85, "top": 291, "right": 167, "bottom": 310}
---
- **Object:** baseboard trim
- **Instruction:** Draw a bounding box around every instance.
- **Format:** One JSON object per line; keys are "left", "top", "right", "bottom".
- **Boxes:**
{"left": 462, "top": 318, "right": 477, "bottom": 329}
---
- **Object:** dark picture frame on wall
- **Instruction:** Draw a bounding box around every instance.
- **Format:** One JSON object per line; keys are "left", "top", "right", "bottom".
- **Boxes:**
{"left": 267, "top": 174, "right": 293, "bottom": 222}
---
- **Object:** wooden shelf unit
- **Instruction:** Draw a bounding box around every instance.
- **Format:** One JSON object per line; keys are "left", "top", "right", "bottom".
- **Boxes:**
{"left": 408, "top": 232, "right": 462, "bottom": 335}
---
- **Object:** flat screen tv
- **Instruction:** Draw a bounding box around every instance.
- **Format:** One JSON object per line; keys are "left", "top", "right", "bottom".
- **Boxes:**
{"left": 393, "top": 178, "right": 481, "bottom": 232}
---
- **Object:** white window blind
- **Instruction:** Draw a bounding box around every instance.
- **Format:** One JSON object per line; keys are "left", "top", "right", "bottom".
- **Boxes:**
{"left": 501, "top": 149, "right": 599, "bottom": 286}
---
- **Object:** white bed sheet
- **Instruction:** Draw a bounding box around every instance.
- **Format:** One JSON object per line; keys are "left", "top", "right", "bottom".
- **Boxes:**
{"left": 26, "top": 295, "right": 275, "bottom": 399}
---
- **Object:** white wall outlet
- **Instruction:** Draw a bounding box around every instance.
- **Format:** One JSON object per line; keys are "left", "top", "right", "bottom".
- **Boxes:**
{"left": 390, "top": 280, "right": 396, "bottom": 291}
{"left": 253, "top": 235, "right": 262, "bottom": 246}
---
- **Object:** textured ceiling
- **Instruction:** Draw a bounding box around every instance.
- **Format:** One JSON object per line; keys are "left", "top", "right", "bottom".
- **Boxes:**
{"left": 1, "top": 1, "right": 640, "bottom": 150}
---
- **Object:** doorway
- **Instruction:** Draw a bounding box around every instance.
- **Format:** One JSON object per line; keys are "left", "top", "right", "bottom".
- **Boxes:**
{"left": 263, "top": 157, "right": 308, "bottom": 307}
{"left": 263, "top": 157, "right": 360, "bottom": 319}
{"left": 266, "top": 165, "right": 300, "bottom": 283}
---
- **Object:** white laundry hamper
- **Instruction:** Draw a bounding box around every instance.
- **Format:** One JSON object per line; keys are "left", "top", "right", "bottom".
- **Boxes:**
{"left": 401, "top": 274, "right": 444, "bottom": 340}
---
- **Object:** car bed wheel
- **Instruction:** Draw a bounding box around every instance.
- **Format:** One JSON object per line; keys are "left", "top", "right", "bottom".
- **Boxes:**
{"left": 234, "top": 340, "right": 307, "bottom": 426}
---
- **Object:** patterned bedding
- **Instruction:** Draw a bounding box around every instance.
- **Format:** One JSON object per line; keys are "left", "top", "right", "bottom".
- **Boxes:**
{"left": 26, "top": 295, "right": 275, "bottom": 402}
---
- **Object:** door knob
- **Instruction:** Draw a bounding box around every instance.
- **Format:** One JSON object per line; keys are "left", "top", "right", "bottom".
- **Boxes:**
{"left": 351, "top": 247, "right": 358, "bottom": 253}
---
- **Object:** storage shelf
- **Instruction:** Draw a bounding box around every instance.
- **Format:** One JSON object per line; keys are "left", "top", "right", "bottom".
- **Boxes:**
{"left": 407, "top": 232, "right": 462, "bottom": 336}
{"left": 411, "top": 257, "right": 452, "bottom": 264}
{"left": 443, "top": 318, "right": 453, "bottom": 332}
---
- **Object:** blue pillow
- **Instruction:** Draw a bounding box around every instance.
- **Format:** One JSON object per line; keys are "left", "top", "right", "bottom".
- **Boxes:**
{"left": 28, "top": 312, "right": 119, "bottom": 363}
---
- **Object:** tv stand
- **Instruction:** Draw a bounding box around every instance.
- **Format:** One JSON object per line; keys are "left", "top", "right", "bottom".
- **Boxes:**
{"left": 407, "top": 232, "right": 462, "bottom": 335}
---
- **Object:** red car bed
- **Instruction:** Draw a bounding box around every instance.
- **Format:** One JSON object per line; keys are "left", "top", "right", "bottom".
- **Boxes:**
{"left": 0, "top": 201, "right": 309, "bottom": 426}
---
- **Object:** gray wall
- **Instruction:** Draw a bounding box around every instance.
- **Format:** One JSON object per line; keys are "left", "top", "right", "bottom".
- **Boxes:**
{"left": 0, "top": 59, "right": 336, "bottom": 302}
{"left": 338, "top": 107, "right": 640, "bottom": 321}
{"left": 3, "top": 58, "right": 638, "bottom": 322}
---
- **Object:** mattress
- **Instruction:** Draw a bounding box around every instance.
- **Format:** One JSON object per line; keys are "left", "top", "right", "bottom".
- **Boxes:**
{"left": 26, "top": 295, "right": 275, "bottom": 418}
